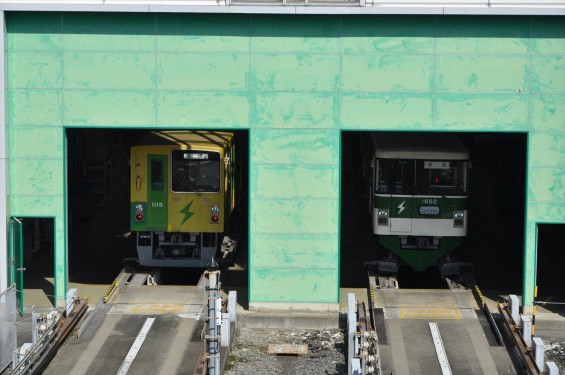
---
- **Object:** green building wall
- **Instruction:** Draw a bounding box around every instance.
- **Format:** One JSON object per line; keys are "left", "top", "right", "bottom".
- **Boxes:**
{"left": 5, "top": 12, "right": 564, "bottom": 309}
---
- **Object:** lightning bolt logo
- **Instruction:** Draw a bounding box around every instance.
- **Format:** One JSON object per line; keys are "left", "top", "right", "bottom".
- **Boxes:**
{"left": 397, "top": 201, "right": 406, "bottom": 215}
{"left": 180, "top": 200, "right": 195, "bottom": 225}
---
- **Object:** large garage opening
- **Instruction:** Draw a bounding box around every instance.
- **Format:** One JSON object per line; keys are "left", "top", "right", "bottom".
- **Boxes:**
{"left": 340, "top": 131, "right": 527, "bottom": 291}
{"left": 66, "top": 129, "right": 249, "bottom": 294}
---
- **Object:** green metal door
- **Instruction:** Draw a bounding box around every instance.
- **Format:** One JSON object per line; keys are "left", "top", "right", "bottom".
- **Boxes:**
{"left": 8, "top": 218, "right": 24, "bottom": 315}
{"left": 147, "top": 155, "right": 168, "bottom": 230}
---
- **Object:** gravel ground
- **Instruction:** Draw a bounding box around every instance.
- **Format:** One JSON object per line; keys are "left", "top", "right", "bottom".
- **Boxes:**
{"left": 544, "top": 340, "right": 565, "bottom": 371}
{"left": 225, "top": 328, "right": 345, "bottom": 375}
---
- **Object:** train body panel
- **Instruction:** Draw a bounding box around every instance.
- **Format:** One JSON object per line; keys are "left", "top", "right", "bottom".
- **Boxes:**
{"left": 368, "top": 133, "right": 469, "bottom": 271}
{"left": 130, "top": 131, "right": 237, "bottom": 268}
{"left": 373, "top": 195, "right": 467, "bottom": 237}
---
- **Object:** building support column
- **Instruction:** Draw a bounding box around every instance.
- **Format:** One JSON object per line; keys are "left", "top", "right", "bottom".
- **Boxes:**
{"left": 522, "top": 220, "right": 537, "bottom": 314}
{"left": 0, "top": 11, "right": 8, "bottom": 293}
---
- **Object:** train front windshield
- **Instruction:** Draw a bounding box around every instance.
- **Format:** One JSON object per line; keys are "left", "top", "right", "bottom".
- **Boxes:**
{"left": 171, "top": 150, "right": 221, "bottom": 193}
{"left": 376, "top": 159, "right": 467, "bottom": 195}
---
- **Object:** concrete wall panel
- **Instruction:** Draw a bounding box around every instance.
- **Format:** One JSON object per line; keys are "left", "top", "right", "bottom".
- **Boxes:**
{"left": 252, "top": 92, "right": 338, "bottom": 129}
{"left": 531, "top": 95, "right": 565, "bottom": 131}
{"left": 341, "top": 93, "right": 433, "bottom": 130}
{"left": 157, "top": 91, "right": 250, "bottom": 128}
{"left": 527, "top": 202, "right": 565, "bottom": 222}
{"left": 252, "top": 54, "right": 339, "bottom": 92}
{"left": 9, "top": 159, "right": 64, "bottom": 196}
{"left": 342, "top": 54, "right": 434, "bottom": 92}
{"left": 9, "top": 194, "right": 64, "bottom": 217}
{"left": 8, "top": 126, "right": 63, "bottom": 158}
{"left": 435, "top": 94, "right": 528, "bottom": 131}
{"left": 63, "top": 90, "right": 155, "bottom": 127}
{"left": 436, "top": 55, "right": 529, "bottom": 93}
{"left": 531, "top": 56, "right": 565, "bottom": 93}
{"left": 341, "top": 15, "right": 435, "bottom": 54}
{"left": 8, "top": 51, "right": 62, "bottom": 89}
{"left": 251, "top": 199, "right": 338, "bottom": 235}
{"left": 251, "top": 129, "right": 339, "bottom": 164}
{"left": 7, "top": 90, "right": 62, "bottom": 126}
{"left": 528, "top": 132, "right": 565, "bottom": 167}
{"left": 249, "top": 268, "right": 338, "bottom": 303}
{"left": 251, "top": 234, "right": 338, "bottom": 269}
{"left": 64, "top": 52, "right": 155, "bottom": 90}
{"left": 528, "top": 168, "right": 565, "bottom": 202}
{"left": 251, "top": 164, "right": 339, "bottom": 199}
{"left": 158, "top": 53, "right": 249, "bottom": 91}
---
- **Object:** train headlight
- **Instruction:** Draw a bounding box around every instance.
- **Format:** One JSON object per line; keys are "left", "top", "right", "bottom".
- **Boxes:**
{"left": 210, "top": 205, "right": 220, "bottom": 224}
{"left": 453, "top": 210, "right": 465, "bottom": 228}
{"left": 377, "top": 209, "right": 389, "bottom": 226}
{"left": 135, "top": 204, "right": 145, "bottom": 222}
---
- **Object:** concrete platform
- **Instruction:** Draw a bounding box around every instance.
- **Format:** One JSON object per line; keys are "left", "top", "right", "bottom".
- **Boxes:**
{"left": 13, "top": 282, "right": 565, "bottom": 374}
{"left": 42, "top": 284, "right": 206, "bottom": 375}
{"left": 374, "top": 289, "right": 517, "bottom": 375}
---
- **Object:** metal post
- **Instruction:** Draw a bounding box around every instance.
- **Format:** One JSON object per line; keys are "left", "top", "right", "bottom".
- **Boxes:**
{"left": 206, "top": 257, "right": 220, "bottom": 375}
{"left": 347, "top": 293, "right": 355, "bottom": 375}
{"left": 520, "top": 315, "right": 532, "bottom": 347}
{"left": 545, "top": 362, "right": 559, "bottom": 375}
{"left": 31, "top": 311, "right": 39, "bottom": 345}
{"left": 532, "top": 337, "right": 544, "bottom": 370}
{"left": 221, "top": 313, "right": 230, "bottom": 348}
{"left": 66, "top": 288, "right": 78, "bottom": 317}
{"left": 228, "top": 291, "right": 237, "bottom": 324}
{"left": 532, "top": 286, "right": 538, "bottom": 336}
{"left": 509, "top": 295, "right": 520, "bottom": 324}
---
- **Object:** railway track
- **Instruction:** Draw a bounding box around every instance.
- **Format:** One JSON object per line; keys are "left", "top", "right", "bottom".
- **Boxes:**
{"left": 359, "top": 268, "right": 515, "bottom": 374}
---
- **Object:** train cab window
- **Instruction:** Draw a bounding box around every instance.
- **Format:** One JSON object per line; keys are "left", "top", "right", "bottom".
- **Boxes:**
{"left": 171, "top": 150, "right": 221, "bottom": 193}
{"left": 151, "top": 159, "right": 164, "bottom": 191}
{"left": 375, "top": 159, "right": 414, "bottom": 195}
{"left": 416, "top": 160, "right": 467, "bottom": 195}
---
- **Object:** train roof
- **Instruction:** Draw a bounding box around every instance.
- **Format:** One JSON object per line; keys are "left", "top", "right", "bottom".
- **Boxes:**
{"left": 371, "top": 133, "right": 469, "bottom": 160}
{"left": 135, "top": 130, "right": 234, "bottom": 148}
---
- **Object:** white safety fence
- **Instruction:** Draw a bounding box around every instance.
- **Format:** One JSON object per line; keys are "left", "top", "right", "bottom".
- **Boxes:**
{"left": 0, "top": 284, "right": 17, "bottom": 373}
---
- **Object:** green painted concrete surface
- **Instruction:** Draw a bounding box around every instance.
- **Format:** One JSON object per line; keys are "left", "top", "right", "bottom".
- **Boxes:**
{"left": 4, "top": 13, "right": 564, "bottom": 309}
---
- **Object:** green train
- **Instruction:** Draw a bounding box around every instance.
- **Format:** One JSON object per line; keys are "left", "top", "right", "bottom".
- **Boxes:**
{"left": 369, "top": 133, "right": 469, "bottom": 272}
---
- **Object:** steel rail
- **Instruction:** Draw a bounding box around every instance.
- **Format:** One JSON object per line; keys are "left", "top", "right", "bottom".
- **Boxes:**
{"left": 10, "top": 298, "right": 88, "bottom": 375}
{"left": 498, "top": 301, "right": 541, "bottom": 375}
{"left": 192, "top": 343, "right": 208, "bottom": 374}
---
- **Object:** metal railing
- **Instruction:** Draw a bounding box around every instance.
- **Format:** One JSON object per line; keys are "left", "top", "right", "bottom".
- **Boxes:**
{"left": 0, "top": 285, "right": 17, "bottom": 373}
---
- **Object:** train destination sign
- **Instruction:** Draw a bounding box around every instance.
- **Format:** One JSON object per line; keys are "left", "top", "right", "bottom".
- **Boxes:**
{"left": 419, "top": 206, "right": 440, "bottom": 215}
{"left": 184, "top": 153, "right": 209, "bottom": 160}
{"left": 424, "top": 161, "right": 450, "bottom": 169}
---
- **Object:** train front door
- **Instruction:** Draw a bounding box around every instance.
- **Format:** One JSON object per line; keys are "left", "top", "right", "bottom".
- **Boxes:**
{"left": 8, "top": 218, "right": 24, "bottom": 315}
{"left": 147, "top": 155, "right": 168, "bottom": 230}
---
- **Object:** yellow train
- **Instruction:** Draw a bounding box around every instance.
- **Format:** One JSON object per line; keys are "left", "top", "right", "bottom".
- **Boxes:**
{"left": 130, "top": 131, "right": 238, "bottom": 267}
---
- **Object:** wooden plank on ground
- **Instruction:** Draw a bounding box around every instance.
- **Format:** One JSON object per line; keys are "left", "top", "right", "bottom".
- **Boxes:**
{"left": 267, "top": 344, "right": 308, "bottom": 357}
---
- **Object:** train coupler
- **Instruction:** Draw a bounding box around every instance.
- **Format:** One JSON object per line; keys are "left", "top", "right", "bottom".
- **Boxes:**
{"left": 366, "top": 253, "right": 399, "bottom": 275}
{"left": 439, "top": 257, "right": 472, "bottom": 277}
